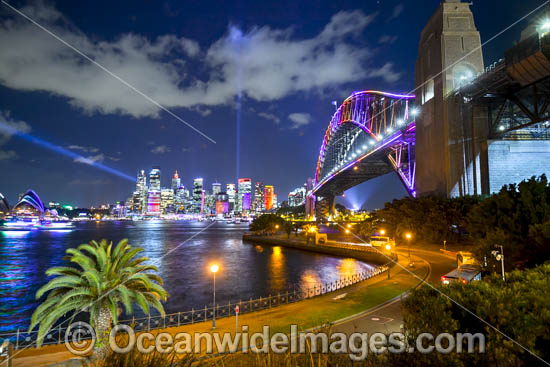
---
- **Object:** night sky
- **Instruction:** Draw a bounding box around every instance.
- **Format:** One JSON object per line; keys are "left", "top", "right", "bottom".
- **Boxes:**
{"left": 0, "top": 0, "right": 544, "bottom": 208}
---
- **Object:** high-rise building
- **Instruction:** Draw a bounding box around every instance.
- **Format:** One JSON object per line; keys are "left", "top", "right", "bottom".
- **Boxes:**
{"left": 147, "top": 190, "right": 161, "bottom": 215}
{"left": 149, "top": 167, "right": 161, "bottom": 190}
{"left": 161, "top": 188, "right": 175, "bottom": 214}
{"left": 204, "top": 191, "right": 215, "bottom": 215}
{"left": 171, "top": 170, "right": 181, "bottom": 192}
{"left": 215, "top": 192, "right": 229, "bottom": 214}
{"left": 288, "top": 186, "right": 306, "bottom": 207}
{"left": 273, "top": 193, "right": 278, "bottom": 209}
{"left": 212, "top": 182, "right": 222, "bottom": 196}
{"left": 238, "top": 178, "right": 252, "bottom": 213}
{"left": 136, "top": 170, "right": 148, "bottom": 214}
{"left": 137, "top": 170, "right": 147, "bottom": 193}
{"left": 264, "top": 185, "right": 274, "bottom": 211}
{"left": 131, "top": 191, "right": 142, "bottom": 214}
{"left": 147, "top": 167, "right": 161, "bottom": 216}
{"left": 254, "top": 182, "right": 265, "bottom": 213}
{"left": 174, "top": 185, "right": 186, "bottom": 213}
{"left": 226, "top": 184, "right": 236, "bottom": 212}
{"left": 193, "top": 178, "right": 204, "bottom": 214}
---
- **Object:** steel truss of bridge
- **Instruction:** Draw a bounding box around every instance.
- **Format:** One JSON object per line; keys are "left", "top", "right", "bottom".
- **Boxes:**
{"left": 456, "top": 32, "right": 550, "bottom": 140}
{"left": 310, "top": 91, "right": 417, "bottom": 209}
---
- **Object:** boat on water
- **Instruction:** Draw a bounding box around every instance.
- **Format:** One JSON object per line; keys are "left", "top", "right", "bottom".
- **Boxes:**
{"left": 2, "top": 215, "right": 74, "bottom": 231}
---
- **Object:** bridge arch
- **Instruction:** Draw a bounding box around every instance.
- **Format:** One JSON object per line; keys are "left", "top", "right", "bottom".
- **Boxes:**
{"left": 310, "top": 91, "right": 416, "bottom": 218}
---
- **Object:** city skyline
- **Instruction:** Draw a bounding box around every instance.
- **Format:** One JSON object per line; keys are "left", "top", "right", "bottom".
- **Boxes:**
{"left": 0, "top": 0, "right": 539, "bottom": 208}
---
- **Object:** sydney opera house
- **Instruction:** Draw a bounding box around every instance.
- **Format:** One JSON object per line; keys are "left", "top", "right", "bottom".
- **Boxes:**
{"left": 0, "top": 189, "right": 50, "bottom": 219}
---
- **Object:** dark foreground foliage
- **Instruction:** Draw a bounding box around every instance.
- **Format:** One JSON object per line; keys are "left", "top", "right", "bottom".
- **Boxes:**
{"left": 360, "top": 174, "right": 550, "bottom": 269}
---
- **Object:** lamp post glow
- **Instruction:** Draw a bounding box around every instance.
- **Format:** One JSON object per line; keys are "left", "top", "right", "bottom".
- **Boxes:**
{"left": 405, "top": 232, "right": 412, "bottom": 262}
{"left": 210, "top": 264, "right": 219, "bottom": 329}
{"left": 380, "top": 229, "right": 386, "bottom": 235}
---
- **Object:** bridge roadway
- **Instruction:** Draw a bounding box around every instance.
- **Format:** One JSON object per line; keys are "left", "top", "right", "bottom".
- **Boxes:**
{"left": 328, "top": 246, "right": 456, "bottom": 336}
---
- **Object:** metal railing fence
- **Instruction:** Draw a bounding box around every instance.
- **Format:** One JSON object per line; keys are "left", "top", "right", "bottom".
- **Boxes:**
{"left": 0, "top": 264, "right": 390, "bottom": 350}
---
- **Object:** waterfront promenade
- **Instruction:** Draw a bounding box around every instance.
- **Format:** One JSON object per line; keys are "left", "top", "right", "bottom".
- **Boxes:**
{"left": 241, "top": 232, "right": 394, "bottom": 265}
{"left": 9, "top": 237, "right": 456, "bottom": 366}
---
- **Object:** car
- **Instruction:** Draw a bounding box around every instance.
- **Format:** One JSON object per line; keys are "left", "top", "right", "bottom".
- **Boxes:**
{"left": 441, "top": 265, "right": 481, "bottom": 285}
{"left": 369, "top": 236, "right": 395, "bottom": 249}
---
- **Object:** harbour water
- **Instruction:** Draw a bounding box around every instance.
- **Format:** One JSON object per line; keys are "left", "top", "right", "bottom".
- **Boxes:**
{"left": 0, "top": 221, "right": 375, "bottom": 332}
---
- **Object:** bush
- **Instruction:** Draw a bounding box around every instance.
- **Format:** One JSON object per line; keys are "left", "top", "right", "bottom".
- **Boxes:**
{"left": 249, "top": 214, "right": 284, "bottom": 232}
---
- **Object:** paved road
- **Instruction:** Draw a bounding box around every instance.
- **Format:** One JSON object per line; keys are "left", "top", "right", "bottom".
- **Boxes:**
{"left": 331, "top": 247, "right": 457, "bottom": 335}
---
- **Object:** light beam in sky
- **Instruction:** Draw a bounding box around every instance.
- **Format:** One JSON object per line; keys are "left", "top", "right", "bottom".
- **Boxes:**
{"left": 0, "top": 120, "right": 135, "bottom": 182}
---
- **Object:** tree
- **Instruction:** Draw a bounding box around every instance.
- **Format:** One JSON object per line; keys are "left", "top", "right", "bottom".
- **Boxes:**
{"left": 358, "top": 217, "right": 377, "bottom": 239}
{"left": 29, "top": 239, "right": 168, "bottom": 356}
{"left": 283, "top": 221, "right": 294, "bottom": 239}
{"left": 249, "top": 214, "right": 284, "bottom": 233}
{"left": 467, "top": 175, "right": 550, "bottom": 268}
{"left": 400, "top": 265, "right": 550, "bottom": 366}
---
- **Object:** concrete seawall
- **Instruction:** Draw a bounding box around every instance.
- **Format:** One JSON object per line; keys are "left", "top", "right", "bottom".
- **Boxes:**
{"left": 242, "top": 234, "right": 394, "bottom": 265}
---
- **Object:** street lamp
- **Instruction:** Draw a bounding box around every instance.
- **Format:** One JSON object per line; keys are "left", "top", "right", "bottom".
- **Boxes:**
{"left": 491, "top": 245, "right": 505, "bottom": 281}
{"left": 405, "top": 232, "right": 412, "bottom": 262}
{"left": 380, "top": 229, "right": 386, "bottom": 235}
{"left": 210, "top": 264, "right": 219, "bottom": 329}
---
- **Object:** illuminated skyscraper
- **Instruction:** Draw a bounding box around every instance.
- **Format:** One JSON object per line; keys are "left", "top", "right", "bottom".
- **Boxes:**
{"left": 264, "top": 185, "right": 274, "bottom": 211}
{"left": 193, "top": 178, "right": 204, "bottom": 214}
{"left": 238, "top": 178, "right": 252, "bottom": 213}
{"left": 215, "top": 192, "right": 229, "bottom": 214}
{"left": 175, "top": 185, "right": 186, "bottom": 213}
{"left": 146, "top": 167, "right": 161, "bottom": 215}
{"left": 204, "top": 191, "right": 216, "bottom": 215}
{"left": 161, "top": 188, "right": 175, "bottom": 214}
{"left": 273, "top": 193, "right": 278, "bottom": 209}
{"left": 149, "top": 167, "right": 161, "bottom": 190}
{"left": 212, "top": 182, "right": 222, "bottom": 195}
{"left": 254, "top": 182, "right": 265, "bottom": 213}
{"left": 131, "top": 191, "right": 141, "bottom": 214}
{"left": 137, "top": 170, "right": 147, "bottom": 193}
{"left": 226, "top": 183, "right": 236, "bottom": 212}
{"left": 135, "top": 170, "right": 148, "bottom": 214}
{"left": 288, "top": 186, "right": 306, "bottom": 207}
{"left": 171, "top": 170, "right": 181, "bottom": 192}
{"left": 147, "top": 190, "right": 161, "bottom": 215}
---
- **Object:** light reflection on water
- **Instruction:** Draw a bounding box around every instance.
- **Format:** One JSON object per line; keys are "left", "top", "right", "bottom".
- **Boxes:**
{"left": 0, "top": 222, "right": 375, "bottom": 333}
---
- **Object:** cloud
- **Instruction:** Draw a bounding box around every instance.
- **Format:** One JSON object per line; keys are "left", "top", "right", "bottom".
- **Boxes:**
{"left": 366, "top": 63, "right": 402, "bottom": 83}
{"left": 73, "top": 153, "right": 106, "bottom": 165}
{"left": 0, "top": 110, "right": 31, "bottom": 160}
{"left": 0, "top": 2, "right": 200, "bottom": 118}
{"left": 67, "top": 144, "right": 100, "bottom": 153}
{"left": 387, "top": 4, "right": 404, "bottom": 21}
{"left": 378, "top": 35, "right": 398, "bottom": 45}
{"left": 0, "top": 3, "right": 388, "bottom": 119}
{"left": 151, "top": 145, "right": 171, "bottom": 154}
{"left": 192, "top": 106, "right": 212, "bottom": 116}
{"left": 288, "top": 113, "right": 312, "bottom": 129}
{"left": 0, "top": 150, "right": 17, "bottom": 160}
{"left": 68, "top": 144, "right": 119, "bottom": 164}
{"left": 258, "top": 112, "right": 280, "bottom": 124}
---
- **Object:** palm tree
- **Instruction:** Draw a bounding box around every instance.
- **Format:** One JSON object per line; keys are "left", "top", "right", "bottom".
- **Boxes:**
{"left": 29, "top": 239, "right": 168, "bottom": 356}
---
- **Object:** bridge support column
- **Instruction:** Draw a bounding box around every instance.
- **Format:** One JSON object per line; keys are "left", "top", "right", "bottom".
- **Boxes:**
{"left": 328, "top": 195, "right": 335, "bottom": 220}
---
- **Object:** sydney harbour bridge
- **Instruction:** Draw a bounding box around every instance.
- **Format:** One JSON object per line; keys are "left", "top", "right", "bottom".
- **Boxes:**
{"left": 307, "top": 0, "right": 550, "bottom": 219}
